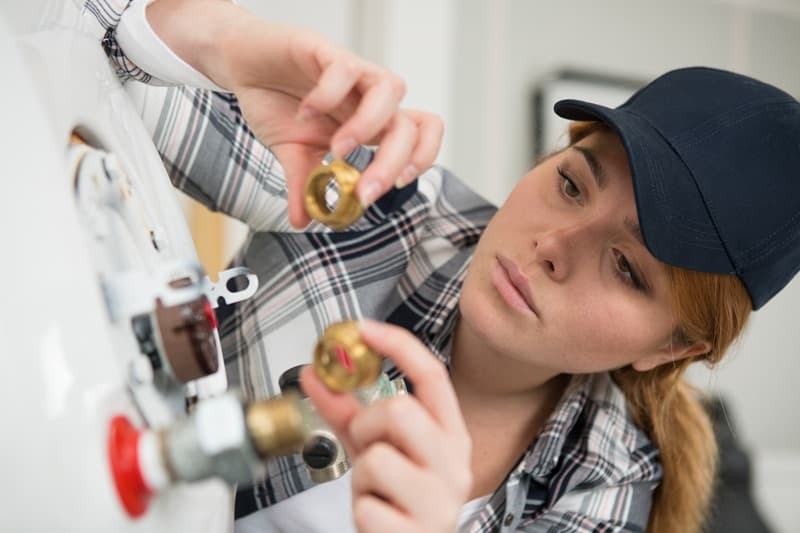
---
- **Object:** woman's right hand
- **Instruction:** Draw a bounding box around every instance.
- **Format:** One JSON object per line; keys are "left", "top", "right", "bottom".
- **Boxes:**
{"left": 146, "top": 0, "right": 443, "bottom": 228}
{"left": 301, "top": 320, "right": 473, "bottom": 533}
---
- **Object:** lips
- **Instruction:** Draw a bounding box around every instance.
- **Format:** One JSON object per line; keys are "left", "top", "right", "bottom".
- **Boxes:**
{"left": 496, "top": 254, "right": 539, "bottom": 316}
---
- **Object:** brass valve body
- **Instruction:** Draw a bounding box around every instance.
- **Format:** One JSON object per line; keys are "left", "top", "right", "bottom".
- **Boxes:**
{"left": 313, "top": 321, "right": 382, "bottom": 392}
{"left": 304, "top": 159, "right": 364, "bottom": 230}
{"left": 246, "top": 392, "right": 308, "bottom": 458}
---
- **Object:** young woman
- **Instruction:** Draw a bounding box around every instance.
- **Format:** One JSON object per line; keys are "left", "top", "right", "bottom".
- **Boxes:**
{"left": 86, "top": 1, "right": 800, "bottom": 531}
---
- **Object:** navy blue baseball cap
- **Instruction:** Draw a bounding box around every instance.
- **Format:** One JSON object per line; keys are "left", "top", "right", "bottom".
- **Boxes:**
{"left": 554, "top": 67, "right": 800, "bottom": 309}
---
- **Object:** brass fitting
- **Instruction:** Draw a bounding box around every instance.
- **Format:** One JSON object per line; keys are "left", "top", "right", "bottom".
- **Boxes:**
{"left": 245, "top": 392, "right": 308, "bottom": 458}
{"left": 304, "top": 159, "right": 364, "bottom": 230}
{"left": 313, "top": 321, "right": 382, "bottom": 392}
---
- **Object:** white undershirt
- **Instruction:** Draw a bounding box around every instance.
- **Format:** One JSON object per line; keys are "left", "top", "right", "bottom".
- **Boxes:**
{"left": 235, "top": 471, "right": 490, "bottom": 533}
{"left": 116, "top": 0, "right": 230, "bottom": 91}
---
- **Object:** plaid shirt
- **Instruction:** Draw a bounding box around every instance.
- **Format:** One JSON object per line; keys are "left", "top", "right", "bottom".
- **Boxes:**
{"left": 84, "top": 2, "right": 663, "bottom": 531}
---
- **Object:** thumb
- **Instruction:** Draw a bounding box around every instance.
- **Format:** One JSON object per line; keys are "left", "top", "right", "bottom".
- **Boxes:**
{"left": 300, "top": 365, "right": 362, "bottom": 456}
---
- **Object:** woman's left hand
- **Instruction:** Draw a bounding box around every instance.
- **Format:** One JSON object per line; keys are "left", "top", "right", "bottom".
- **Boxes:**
{"left": 301, "top": 320, "right": 473, "bottom": 533}
{"left": 146, "top": 0, "right": 443, "bottom": 228}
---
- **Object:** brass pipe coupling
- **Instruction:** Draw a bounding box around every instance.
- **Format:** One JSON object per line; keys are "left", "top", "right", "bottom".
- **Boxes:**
{"left": 304, "top": 146, "right": 374, "bottom": 230}
{"left": 312, "top": 320, "right": 382, "bottom": 392}
{"left": 278, "top": 320, "right": 406, "bottom": 483}
{"left": 161, "top": 392, "right": 308, "bottom": 486}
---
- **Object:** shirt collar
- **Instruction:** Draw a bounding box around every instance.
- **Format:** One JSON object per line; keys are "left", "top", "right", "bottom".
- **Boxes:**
{"left": 523, "top": 374, "right": 593, "bottom": 479}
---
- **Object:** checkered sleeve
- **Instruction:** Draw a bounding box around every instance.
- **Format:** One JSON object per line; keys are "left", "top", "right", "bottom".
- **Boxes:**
{"left": 135, "top": 84, "right": 299, "bottom": 230}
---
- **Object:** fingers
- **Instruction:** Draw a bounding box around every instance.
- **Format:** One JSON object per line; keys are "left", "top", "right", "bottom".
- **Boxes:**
{"left": 358, "top": 320, "right": 468, "bottom": 438}
{"left": 351, "top": 443, "right": 460, "bottom": 533}
{"left": 297, "top": 60, "right": 363, "bottom": 124}
{"left": 348, "top": 394, "right": 447, "bottom": 468}
{"left": 347, "top": 393, "right": 472, "bottom": 500}
{"left": 356, "top": 112, "right": 418, "bottom": 206}
{"left": 332, "top": 74, "right": 406, "bottom": 158}
{"left": 396, "top": 110, "right": 444, "bottom": 188}
{"left": 351, "top": 443, "right": 423, "bottom": 514}
{"left": 352, "top": 495, "right": 416, "bottom": 533}
{"left": 299, "top": 59, "right": 406, "bottom": 160}
{"left": 357, "top": 109, "right": 443, "bottom": 205}
{"left": 295, "top": 58, "right": 444, "bottom": 217}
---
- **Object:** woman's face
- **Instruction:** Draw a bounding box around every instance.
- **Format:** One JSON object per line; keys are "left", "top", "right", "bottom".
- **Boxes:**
{"left": 460, "top": 128, "right": 683, "bottom": 375}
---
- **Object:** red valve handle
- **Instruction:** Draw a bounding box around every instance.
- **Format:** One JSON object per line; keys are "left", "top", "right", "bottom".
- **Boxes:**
{"left": 108, "top": 415, "right": 152, "bottom": 518}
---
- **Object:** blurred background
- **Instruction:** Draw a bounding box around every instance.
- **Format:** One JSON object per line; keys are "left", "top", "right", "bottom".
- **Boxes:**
{"left": 190, "top": 1, "right": 798, "bottom": 531}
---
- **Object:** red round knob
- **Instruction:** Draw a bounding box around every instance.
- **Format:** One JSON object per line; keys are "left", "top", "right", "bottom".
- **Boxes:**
{"left": 108, "top": 415, "right": 152, "bottom": 518}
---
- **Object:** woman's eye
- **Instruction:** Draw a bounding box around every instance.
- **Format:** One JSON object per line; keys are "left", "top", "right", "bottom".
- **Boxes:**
{"left": 617, "top": 253, "right": 632, "bottom": 275}
{"left": 557, "top": 167, "right": 581, "bottom": 199}
{"left": 614, "top": 250, "right": 644, "bottom": 291}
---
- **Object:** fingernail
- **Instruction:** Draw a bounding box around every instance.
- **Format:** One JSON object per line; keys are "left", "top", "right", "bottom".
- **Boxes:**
{"left": 358, "top": 181, "right": 382, "bottom": 207}
{"left": 295, "top": 106, "right": 318, "bottom": 123}
{"left": 394, "top": 164, "right": 419, "bottom": 189}
{"left": 332, "top": 137, "right": 357, "bottom": 159}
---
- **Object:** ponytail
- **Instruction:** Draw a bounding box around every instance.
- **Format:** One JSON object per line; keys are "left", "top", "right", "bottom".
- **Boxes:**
{"left": 612, "top": 363, "right": 716, "bottom": 533}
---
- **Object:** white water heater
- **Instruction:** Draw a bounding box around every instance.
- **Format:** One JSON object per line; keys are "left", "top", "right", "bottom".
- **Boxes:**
{"left": 0, "top": 2, "right": 282, "bottom": 531}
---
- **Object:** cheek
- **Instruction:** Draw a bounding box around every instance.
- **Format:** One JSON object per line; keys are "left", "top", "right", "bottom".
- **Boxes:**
{"left": 550, "top": 292, "right": 672, "bottom": 370}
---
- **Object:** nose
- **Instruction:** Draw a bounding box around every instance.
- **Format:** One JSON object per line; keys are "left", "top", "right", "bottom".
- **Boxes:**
{"left": 532, "top": 223, "right": 594, "bottom": 282}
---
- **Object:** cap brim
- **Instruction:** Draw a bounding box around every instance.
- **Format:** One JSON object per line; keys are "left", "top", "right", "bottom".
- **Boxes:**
{"left": 554, "top": 99, "right": 735, "bottom": 275}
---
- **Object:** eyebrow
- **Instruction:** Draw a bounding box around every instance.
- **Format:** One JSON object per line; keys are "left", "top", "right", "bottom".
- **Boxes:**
{"left": 571, "top": 145, "right": 605, "bottom": 190}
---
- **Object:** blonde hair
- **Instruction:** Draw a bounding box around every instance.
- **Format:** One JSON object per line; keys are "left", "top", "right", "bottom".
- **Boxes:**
{"left": 567, "top": 122, "right": 753, "bottom": 533}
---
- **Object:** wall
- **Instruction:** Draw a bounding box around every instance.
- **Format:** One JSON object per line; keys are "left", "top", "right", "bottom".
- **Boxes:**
{"left": 237, "top": 0, "right": 356, "bottom": 47}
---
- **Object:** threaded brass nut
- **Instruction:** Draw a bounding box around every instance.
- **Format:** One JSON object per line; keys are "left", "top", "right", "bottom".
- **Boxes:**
{"left": 313, "top": 321, "right": 382, "bottom": 392}
{"left": 245, "top": 393, "right": 307, "bottom": 458}
{"left": 304, "top": 159, "right": 364, "bottom": 230}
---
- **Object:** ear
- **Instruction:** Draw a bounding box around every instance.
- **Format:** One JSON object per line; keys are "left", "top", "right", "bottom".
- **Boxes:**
{"left": 631, "top": 340, "right": 711, "bottom": 372}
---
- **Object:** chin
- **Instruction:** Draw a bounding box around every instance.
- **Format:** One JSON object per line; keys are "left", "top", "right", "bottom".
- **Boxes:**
{"left": 458, "top": 275, "right": 515, "bottom": 353}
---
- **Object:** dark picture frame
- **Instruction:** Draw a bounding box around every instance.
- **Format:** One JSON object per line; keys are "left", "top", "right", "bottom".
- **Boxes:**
{"left": 531, "top": 69, "right": 643, "bottom": 160}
